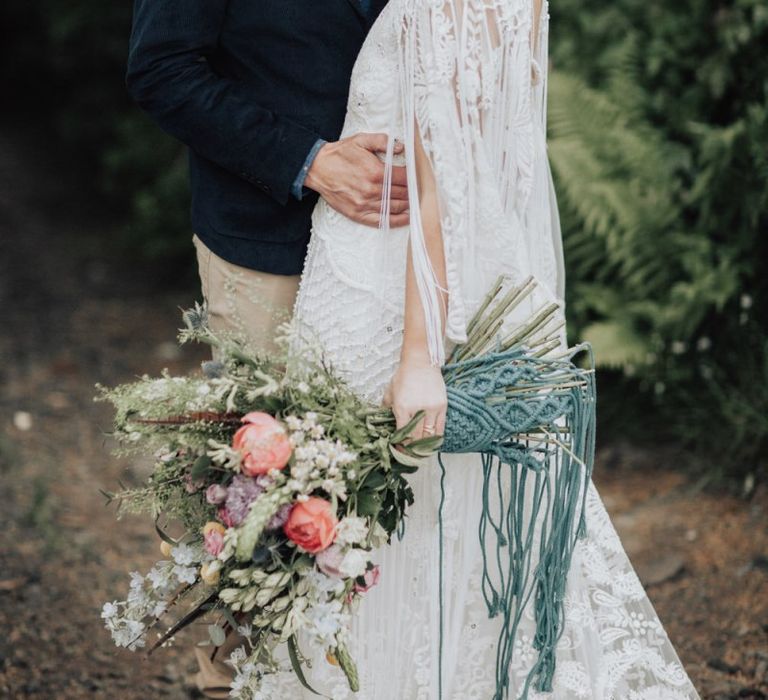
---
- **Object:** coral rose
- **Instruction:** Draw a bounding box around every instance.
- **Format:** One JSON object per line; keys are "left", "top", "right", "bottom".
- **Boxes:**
{"left": 283, "top": 497, "right": 338, "bottom": 553}
{"left": 232, "top": 412, "right": 292, "bottom": 476}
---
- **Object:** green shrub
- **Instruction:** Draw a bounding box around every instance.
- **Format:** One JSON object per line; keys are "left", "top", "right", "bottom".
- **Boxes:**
{"left": 548, "top": 0, "right": 768, "bottom": 478}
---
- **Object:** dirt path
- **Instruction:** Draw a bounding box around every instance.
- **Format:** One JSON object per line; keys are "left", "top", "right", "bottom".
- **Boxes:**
{"left": 0, "top": 127, "right": 766, "bottom": 700}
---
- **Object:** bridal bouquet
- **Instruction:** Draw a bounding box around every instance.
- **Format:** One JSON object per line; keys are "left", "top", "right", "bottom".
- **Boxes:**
{"left": 98, "top": 277, "right": 596, "bottom": 699}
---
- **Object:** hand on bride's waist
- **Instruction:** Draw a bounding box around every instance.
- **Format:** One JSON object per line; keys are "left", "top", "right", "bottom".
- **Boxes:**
{"left": 305, "top": 133, "right": 410, "bottom": 229}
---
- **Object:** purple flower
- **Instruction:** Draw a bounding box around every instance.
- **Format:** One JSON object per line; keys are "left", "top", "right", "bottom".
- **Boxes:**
{"left": 206, "top": 483, "right": 228, "bottom": 505}
{"left": 224, "top": 475, "right": 264, "bottom": 526}
{"left": 266, "top": 503, "right": 292, "bottom": 531}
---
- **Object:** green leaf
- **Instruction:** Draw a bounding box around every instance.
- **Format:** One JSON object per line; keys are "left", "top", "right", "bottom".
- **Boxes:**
{"left": 357, "top": 491, "right": 383, "bottom": 516}
{"left": 389, "top": 444, "right": 431, "bottom": 469}
{"left": 191, "top": 454, "right": 213, "bottom": 480}
{"left": 154, "top": 517, "right": 180, "bottom": 546}
{"left": 390, "top": 410, "right": 425, "bottom": 443}
{"left": 208, "top": 624, "right": 226, "bottom": 647}
{"left": 362, "top": 471, "right": 387, "bottom": 490}
{"left": 287, "top": 635, "right": 324, "bottom": 696}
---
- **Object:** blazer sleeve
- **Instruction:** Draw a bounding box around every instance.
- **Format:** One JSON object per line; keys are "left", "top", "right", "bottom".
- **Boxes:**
{"left": 126, "top": 0, "right": 321, "bottom": 205}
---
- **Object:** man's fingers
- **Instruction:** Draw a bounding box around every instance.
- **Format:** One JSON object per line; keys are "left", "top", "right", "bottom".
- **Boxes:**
{"left": 390, "top": 165, "right": 408, "bottom": 187}
{"left": 389, "top": 185, "right": 409, "bottom": 201}
{"left": 389, "top": 213, "right": 410, "bottom": 228}
{"left": 389, "top": 200, "right": 409, "bottom": 215}
{"left": 354, "top": 132, "right": 390, "bottom": 153}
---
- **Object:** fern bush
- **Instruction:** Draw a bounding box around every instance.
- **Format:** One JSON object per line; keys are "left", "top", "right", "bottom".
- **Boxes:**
{"left": 548, "top": 1, "right": 768, "bottom": 480}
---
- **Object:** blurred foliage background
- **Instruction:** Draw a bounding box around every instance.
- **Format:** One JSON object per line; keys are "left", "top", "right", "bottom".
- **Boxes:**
{"left": 1, "top": 0, "right": 765, "bottom": 483}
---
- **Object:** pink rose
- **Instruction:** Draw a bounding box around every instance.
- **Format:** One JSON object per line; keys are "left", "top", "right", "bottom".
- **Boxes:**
{"left": 315, "top": 544, "right": 345, "bottom": 578}
{"left": 232, "top": 412, "right": 292, "bottom": 476}
{"left": 202, "top": 521, "right": 226, "bottom": 557}
{"left": 354, "top": 564, "right": 381, "bottom": 593}
{"left": 206, "top": 483, "right": 228, "bottom": 505}
{"left": 283, "top": 497, "right": 337, "bottom": 553}
{"left": 217, "top": 505, "right": 235, "bottom": 528}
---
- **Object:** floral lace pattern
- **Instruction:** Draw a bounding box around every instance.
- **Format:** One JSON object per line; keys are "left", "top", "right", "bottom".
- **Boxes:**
{"left": 285, "top": 1, "right": 701, "bottom": 698}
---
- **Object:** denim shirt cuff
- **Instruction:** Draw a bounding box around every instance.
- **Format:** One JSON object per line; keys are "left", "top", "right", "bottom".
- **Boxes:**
{"left": 291, "top": 138, "right": 327, "bottom": 201}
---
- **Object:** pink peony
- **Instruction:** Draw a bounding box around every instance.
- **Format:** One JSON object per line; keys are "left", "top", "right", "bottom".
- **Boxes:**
{"left": 315, "top": 544, "right": 345, "bottom": 578}
{"left": 283, "top": 497, "right": 337, "bottom": 553}
{"left": 232, "top": 412, "right": 292, "bottom": 476}
{"left": 354, "top": 564, "right": 381, "bottom": 593}
{"left": 202, "top": 522, "right": 226, "bottom": 557}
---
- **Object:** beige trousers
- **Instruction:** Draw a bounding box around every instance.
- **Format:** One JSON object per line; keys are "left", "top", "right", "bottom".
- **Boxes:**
{"left": 191, "top": 234, "right": 300, "bottom": 699}
{"left": 192, "top": 234, "right": 301, "bottom": 354}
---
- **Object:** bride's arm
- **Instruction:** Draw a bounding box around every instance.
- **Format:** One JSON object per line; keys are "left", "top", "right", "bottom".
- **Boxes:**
{"left": 385, "top": 131, "right": 448, "bottom": 439}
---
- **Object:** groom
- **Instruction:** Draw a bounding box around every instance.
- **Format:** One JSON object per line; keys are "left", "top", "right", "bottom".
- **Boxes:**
{"left": 126, "top": 0, "right": 407, "bottom": 696}
{"left": 126, "top": 0, "right": 408, "bottom": 353}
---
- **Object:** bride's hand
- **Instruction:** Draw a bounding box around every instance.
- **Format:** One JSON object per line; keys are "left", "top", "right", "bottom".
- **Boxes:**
{"left": 384, "top": 354, "right": 447, "bottom": 441}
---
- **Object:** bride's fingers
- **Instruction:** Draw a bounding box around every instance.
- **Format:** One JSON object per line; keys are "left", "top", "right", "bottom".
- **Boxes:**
{"left": 422, "top": 410, "right": 441, "bottom": 440}
{"left": 435, "top": 409, "right": 447, "bottom": 438}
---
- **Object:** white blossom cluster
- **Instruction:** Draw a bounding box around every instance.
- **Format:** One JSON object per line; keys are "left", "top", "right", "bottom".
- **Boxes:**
{"left": 224, "top": 646, "right": 296, "bottom": 700}
{"left": 284, "top": 412, "right": 357, "bottom": 502}
{"left": 101, "top": 542, "right": 205, "bottom": 651}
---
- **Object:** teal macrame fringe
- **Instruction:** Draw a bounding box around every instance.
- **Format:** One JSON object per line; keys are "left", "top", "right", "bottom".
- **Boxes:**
{"left": 438, "top": 344, "right": 596, "bottom": 699}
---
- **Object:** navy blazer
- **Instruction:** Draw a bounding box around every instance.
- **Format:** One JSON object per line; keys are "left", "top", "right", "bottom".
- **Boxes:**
{"left": 126, "top": 0, "right": 386, "bottom": 274}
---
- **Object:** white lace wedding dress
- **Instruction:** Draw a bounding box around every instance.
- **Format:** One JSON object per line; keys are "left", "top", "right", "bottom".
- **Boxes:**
{"left": 283, "top": 1, "right": 702, "bottom": 698}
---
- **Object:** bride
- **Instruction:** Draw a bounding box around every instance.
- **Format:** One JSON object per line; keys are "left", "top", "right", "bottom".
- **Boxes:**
{"left": 282, "top": 0, "right": 701, "bottom": 697}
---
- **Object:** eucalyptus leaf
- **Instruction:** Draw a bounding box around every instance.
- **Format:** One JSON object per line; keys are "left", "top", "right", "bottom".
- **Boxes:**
{"left": 208, "top": 624, "right": 226, "bottom": 647}
{"left": 389, "top": 443, "right": 431, "bottom": 468}
{"left": 287, "top": 635, "right": 324, "bottom": 696}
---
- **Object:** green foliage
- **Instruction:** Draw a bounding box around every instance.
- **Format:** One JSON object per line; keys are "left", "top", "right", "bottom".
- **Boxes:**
{"left": 549, "top": 0, "right": 768, "bottom": 478}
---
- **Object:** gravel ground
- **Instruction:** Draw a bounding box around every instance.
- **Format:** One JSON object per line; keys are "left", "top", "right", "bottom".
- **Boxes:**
{"left": 0, "top": 127, "right": 766, "bottom": 700}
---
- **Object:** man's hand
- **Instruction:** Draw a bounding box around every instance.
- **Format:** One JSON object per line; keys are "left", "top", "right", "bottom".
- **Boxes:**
{"left": 304, "top": 133, "right": 409, "bottom": 228}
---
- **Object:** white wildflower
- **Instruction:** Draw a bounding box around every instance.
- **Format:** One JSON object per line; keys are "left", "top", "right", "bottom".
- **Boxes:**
{"left": 173, "top": 564, "right": 198, "bottom": 585}
{"left": 285, "top": 415, "right": 302, "bottom": 431}
{"left": 335, "top": 517, "right": 368, "bottom": 546}
{"left": 171, "top": 542, "right": 199, "bottom": 566}
{"left": 306, "top": 600, "right": 345, "bottom": 644}
{"left": 101, "top": 601, "right": 119, "bottom": 620}
{"left": 339, "top": 548, "right": 370, "bottom": 579}
{"left": 226, "top": 645, "right": 249, "bottom": 668}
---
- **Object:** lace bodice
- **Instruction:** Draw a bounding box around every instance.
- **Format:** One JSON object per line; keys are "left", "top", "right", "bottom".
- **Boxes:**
{"left": 287, "top": 2, "right": 701, "bottom": 698}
